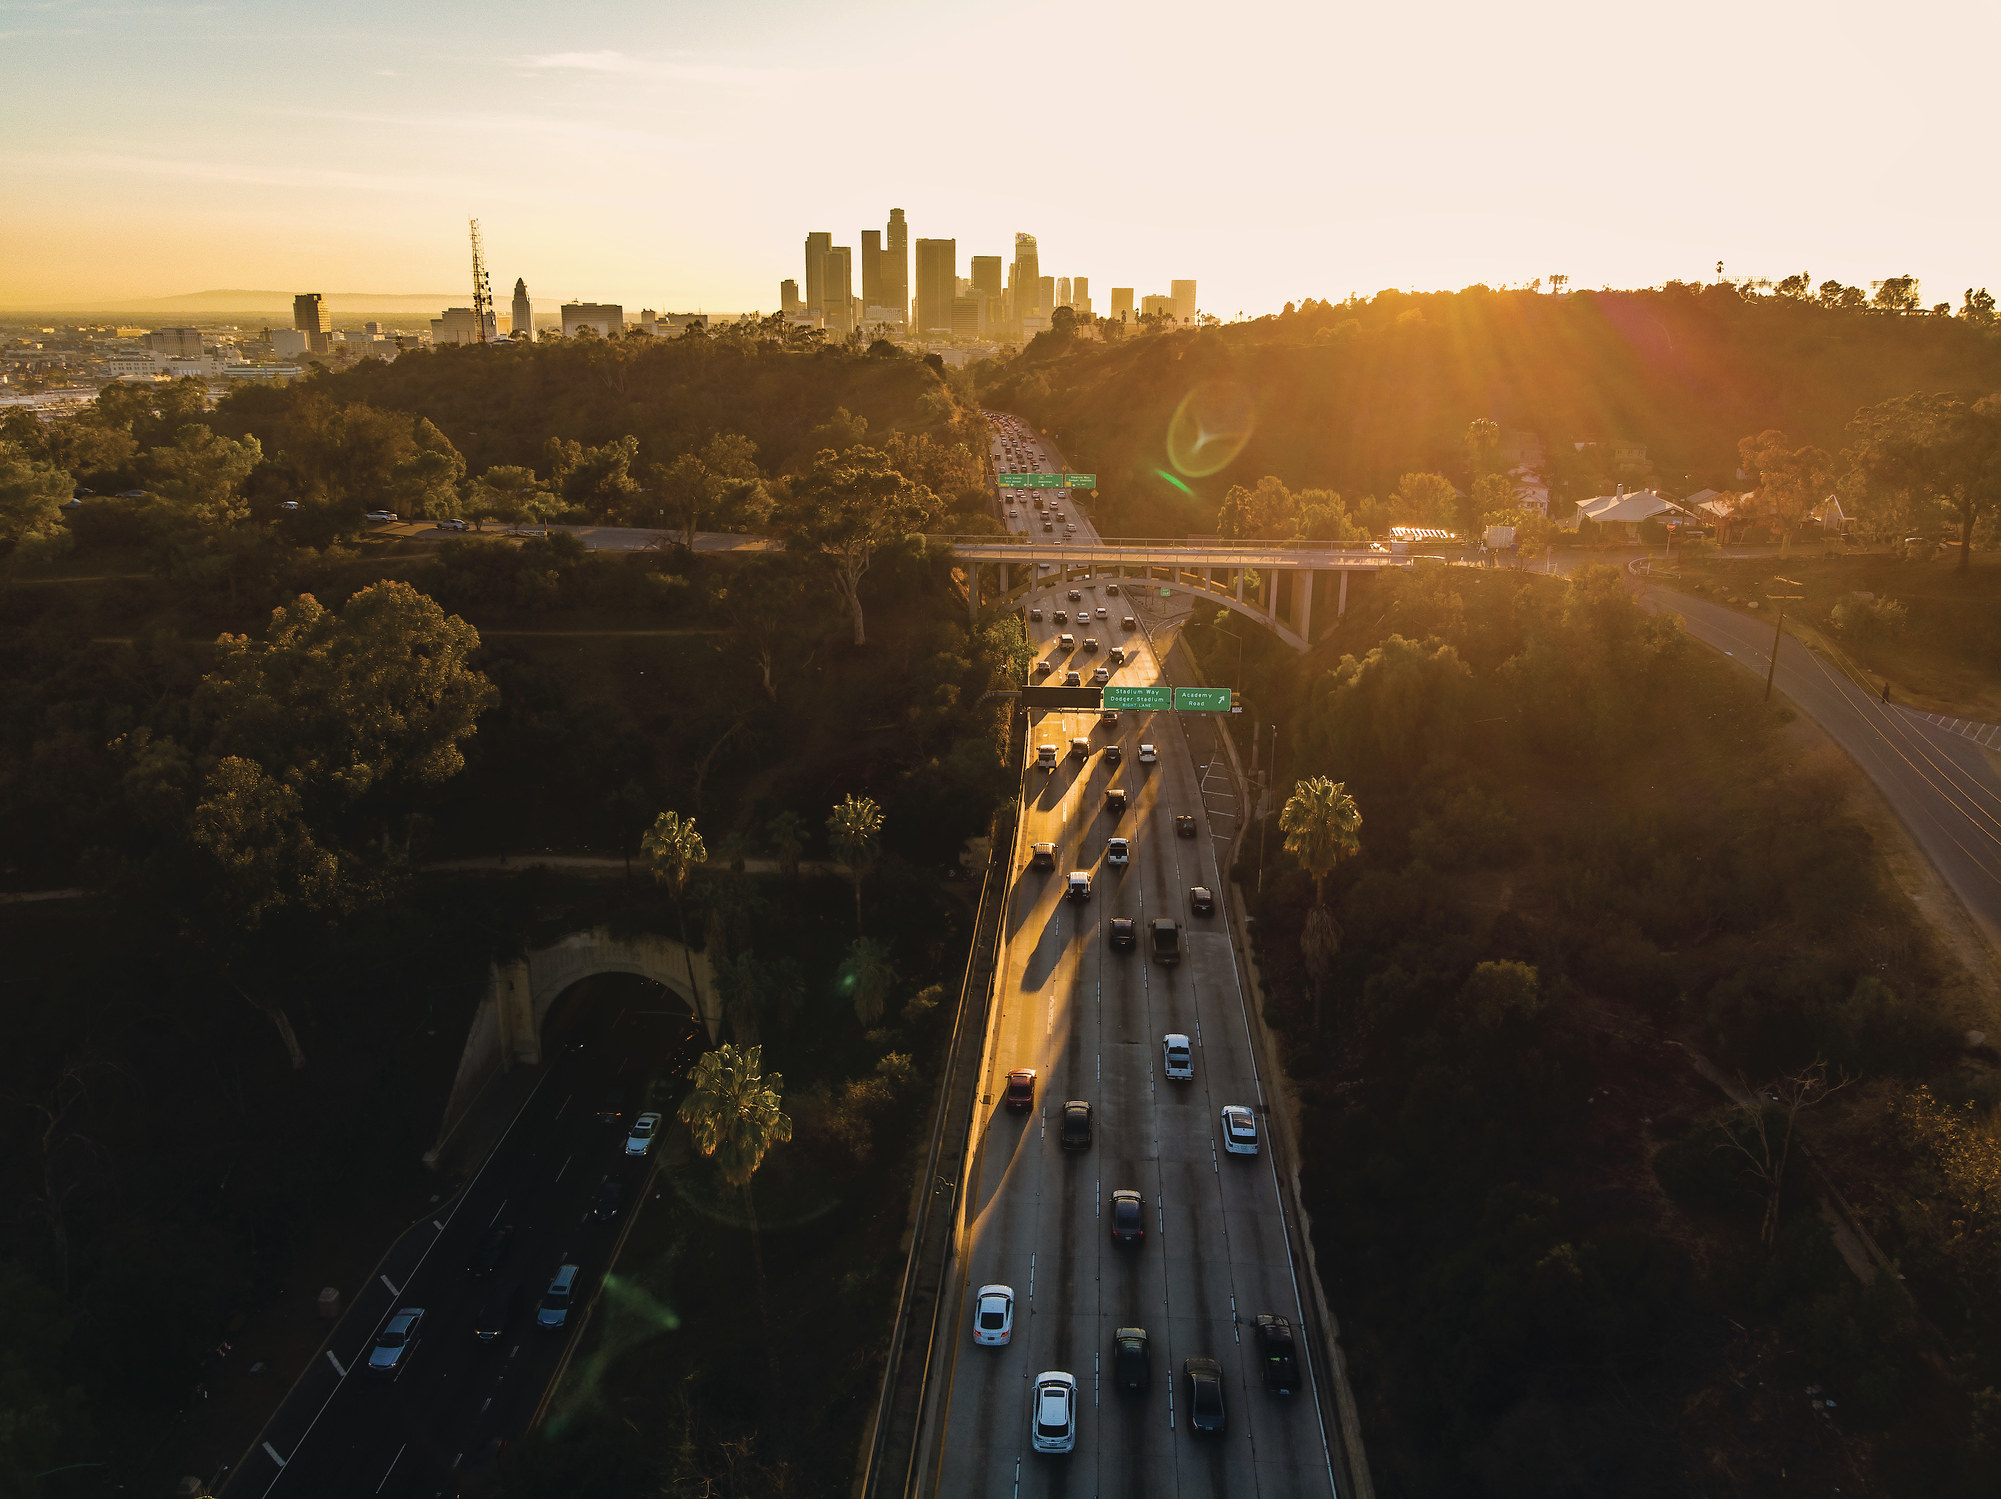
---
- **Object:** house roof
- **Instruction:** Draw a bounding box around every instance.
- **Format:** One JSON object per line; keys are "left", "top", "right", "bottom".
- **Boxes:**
{"left": 1577, "top": 489, "right": 1679, "bottom": 525}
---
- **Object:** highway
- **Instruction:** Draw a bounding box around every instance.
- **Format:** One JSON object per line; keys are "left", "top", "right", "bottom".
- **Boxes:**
{"left": 225, "top": 988, "right": 701, "bottom": 1499}
{"left": 917, "top": 417, "right": 1338, "bottom": 1496}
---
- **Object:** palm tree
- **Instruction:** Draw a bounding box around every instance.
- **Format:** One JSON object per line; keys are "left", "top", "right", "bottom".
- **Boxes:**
{"left": 1279, "top": 778, "right": 1363, "bottom": 1034}
{"left": 678, "top": 1043, "right": 793, "bottom": 1348}
{"left": 641, "top": 809, "right": 706, "bottom": 1017}
{"left": 766, "top": 808, "right": 805, "bottom": 881}
{"left": 845, "top": 936, "right": 895, "bottom": 1028}
{"left": 826, "top": 793, "right": 883, "bottom": 934}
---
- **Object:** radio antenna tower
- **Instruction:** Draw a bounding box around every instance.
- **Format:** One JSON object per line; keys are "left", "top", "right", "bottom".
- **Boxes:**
{"left": 469, "top": 218, "right": 495, "bottom": 344}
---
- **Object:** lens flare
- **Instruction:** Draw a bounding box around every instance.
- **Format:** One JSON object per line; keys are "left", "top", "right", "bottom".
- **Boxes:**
{"left": 1165, "top": 381, "right": 1254, "bottom": 478}
{"left": 1153, "top": 468, "right": 1193, "bottom": 497}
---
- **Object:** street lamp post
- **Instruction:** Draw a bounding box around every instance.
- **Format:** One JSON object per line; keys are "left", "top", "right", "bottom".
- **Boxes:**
{"left": 1764, "top": 577, "right": 1804, "bottom": 702}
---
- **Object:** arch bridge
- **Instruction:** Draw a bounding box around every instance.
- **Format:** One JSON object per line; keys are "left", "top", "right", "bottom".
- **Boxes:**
{"left": 935, "top": 536, "right": 1411, "bottom": 652}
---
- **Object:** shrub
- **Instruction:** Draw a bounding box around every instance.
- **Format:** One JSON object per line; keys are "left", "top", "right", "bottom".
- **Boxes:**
{"left": 1829, "top": 592, "right": 1908, "bottom": 641}
{"left": 1410, "top": 782, "right": 1520, "bottom": 870}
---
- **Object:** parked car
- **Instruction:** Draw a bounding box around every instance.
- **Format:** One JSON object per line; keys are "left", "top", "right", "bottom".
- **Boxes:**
{"left": 536, "top": 1264, "right": 580, "bottom": 1328}
{"left": 1254, "top": 1313, "right": 1299, "bottom": 1393}
{"left": 363, "top": 510, "right": 399, "bottom": 523}
{"left": 467, "top": 1224, "right": 514, "bottom": 1278}
{"left": 1110, "top": 917, "right": 1136, "bottom": 952}
{"left": 1030, "top": 1371, "right": 1078, "bottom": 1454}
{"left": 278, "top": 500, "right": 300, "bottom": 512}
{"left": 1151, "top": 919, "right": 1181, "bottom": 964}
{"left": 1109, "top": 1188, "right": 1145, "bottom": 1244}
{"left": 1184, "top": 1357, "right": 1227, "bottom": 1435}
{"left": 1112, "top": 1327, "right": 1150, "bottom": 1391}
{"left": 1162, "top": 1033, "right": 1193, "bottom": 1080}
{"left": 367, "top": 1307, "right": 425, "bottom": 1378}
{"left": 1220, "top": 1104, "right": 1259, "bottom": 1156}
{"left": 1190, "top": 886, "right": 1215, "bottom": 916}
{"left": 1059, "top": 1100, "right": 1093, "bottom": 1151}
{"left": 625, "top": 1111, "right": 661, "bottom": 1156}
{"left": 1005, "top": 1069, "right": 1036, "bottom": 1111}
{"left": 973, "top": 1284, "right": 1016, "bottom": 1346}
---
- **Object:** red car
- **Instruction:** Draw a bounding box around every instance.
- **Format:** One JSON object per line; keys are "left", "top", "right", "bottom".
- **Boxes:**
{"left": 1005, "top": 1069, "right": 1036, "bottom": 1112}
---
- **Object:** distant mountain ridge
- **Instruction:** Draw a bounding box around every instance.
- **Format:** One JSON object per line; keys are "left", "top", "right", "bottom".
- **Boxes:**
{"left": 3, "top": 289, "right": 475, "bottom": 316}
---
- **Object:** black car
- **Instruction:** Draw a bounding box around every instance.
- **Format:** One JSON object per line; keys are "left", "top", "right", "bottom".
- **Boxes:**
{"left": 467, "top": 1224, "right": 514, "bottom": 1278}
{"left": 1053, "top": 609, "right": 1068, "bottom": 624}
{"left": 1028, "top": 607, "right": 1043, "bottom": 622}
{"left": 1104, "top": 744, "right": 1122, "bottom": 765}
{"left": 598, "top": 1090, "right": 623, "bottom": 1124}
{"left": 1185, "top": 1356, "right": 1227, "bottom": 1435}
{"left": 1109, "top": 917, "right": 1136, "bottom": 952}
{"left": 1059, "top": 1099, "right": 1093, "bottom": 1152}
{"left": 594, "top": 1177, "right": 625, "bottom": 1221}
{"left": 1113, "top": 1327, "right": 1150, "bottom": 1391}
{"left": 1110, "top": 1189, "right": 1145, "bottom": 1244}
{"left": 1190, "top": 886, "right": 1215, "bottom": 916}
{"left": 1254, "top": 1314, "right": 1299, "bottom": 1394}
{"left": 1068, "top": 589, "right": 1082, "bottom": 601}
{"left": 1175, "top": 814, "right": 1198, "bottom": 838}
{"left": 472, "top": 1284, "right": 520, "bottom": 1346}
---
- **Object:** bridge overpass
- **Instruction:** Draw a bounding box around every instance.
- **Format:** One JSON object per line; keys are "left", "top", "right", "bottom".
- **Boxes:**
{"left": 932, "top": 534, "right": 1414, "bottom": 651}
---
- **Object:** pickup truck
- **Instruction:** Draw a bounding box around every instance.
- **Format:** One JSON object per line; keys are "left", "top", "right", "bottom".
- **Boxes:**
{"left": 1151, "top": 919, "right": 1181, "bottom": 964}
{"left": 1036, "top": 744, "right": 1058, "bottom": 770}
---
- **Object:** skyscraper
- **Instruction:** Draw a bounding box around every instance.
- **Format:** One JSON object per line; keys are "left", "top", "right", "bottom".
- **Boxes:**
{"left": 914, "top": 238, "right": 957, "bottom": 336}
{"left": 293, "top": 292, "right": 330, "bottom": 354}
{"left": 511, "top": 278, "right": 532, "bottom": 337}
{"left": 1057, "top": 276, "right": 1071, "bottom": 309}
{"left": 822, "top": 246, "right": 853, "bottom": 334}
{"left": 1111, "top": 288, "right": 1135, "bottom": 320}
{"left": 1172, "top": 280, "right": 1197, "bottom": 323}
{"left": 861, "top": 230, "right": 883, "bottom": 312}
{"left": 1073, "top": 277, "right": 1091, "bottom": 317}
{"left": 1012, "top": 234, "right": 1040, "bottom": 331}
{"left": 1038, "top": 277, "right": 1055, "bottom": 316}
{"left": 804, "top": 232, "right": 832, "bottom": 324}
{"left": 885, "top": 208, "right": 908, "bottom": 325}
{"left": 971, "top": 256, "right": 1002, "bottom": 302}
{"left": 780, "top": 279, "right": 801, "bottom": 312}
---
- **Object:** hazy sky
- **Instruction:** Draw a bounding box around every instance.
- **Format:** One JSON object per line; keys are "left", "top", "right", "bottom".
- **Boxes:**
{"left": 4, "top": 0, "right": 1996, "bottom": 315}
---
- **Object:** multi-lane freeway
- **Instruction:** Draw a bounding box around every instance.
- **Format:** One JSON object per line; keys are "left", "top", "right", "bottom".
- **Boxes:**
{"left": 226, "top": 986, "right": 701, "bottom": 1499}
{"left": 916, "top": 417, "right": 1340, "bottom": 1495}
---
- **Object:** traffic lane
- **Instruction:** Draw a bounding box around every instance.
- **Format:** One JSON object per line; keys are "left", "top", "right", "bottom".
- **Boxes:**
{"left": 1653, "top": 589, "right": 2001, "bottom": 947}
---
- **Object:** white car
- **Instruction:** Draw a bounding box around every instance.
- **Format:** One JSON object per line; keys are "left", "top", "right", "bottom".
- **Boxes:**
{"left": 625, "top": 1111, "right": 662, "bottom": 1156}
{"left": 1106, "top": 837, "right": 1130, "bottom": 867}
{"left": 435, "top": 517, "right": 470, "bottom": 531}
{"left": 363, "top": 509, "right": 399, "bottom": 523}
{"left": 1031, "top": 1370, "right": 1078, "bottom": 1453}
{"left": 1138, "top": 744, "right": 1158, "bottom": 765}
{"left": 1220, "top": 1105, "right": 1259, "bottom": 1156}
{"left": 972, "top": 1284, "right": 1015, "bottom": 1346}
{"left": 1163, "top": 1033, "right": 1193, "bottom": 1081}
{"left": 278, "top": 500, "right": 301, "bottom": 512}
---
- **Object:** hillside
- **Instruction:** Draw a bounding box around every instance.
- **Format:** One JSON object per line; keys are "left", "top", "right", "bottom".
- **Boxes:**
{"left": 977, "top": 287, "right": 2001, "bottom": 536}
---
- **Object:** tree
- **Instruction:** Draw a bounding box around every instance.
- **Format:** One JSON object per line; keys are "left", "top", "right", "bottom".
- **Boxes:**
{"left": 782, "top": 446, "right": 938, "bottom": 645}
{"left": 1962, "top": 288, "right": 1996, "bottom": 325}
{"left": 1279, "top": 776, "right": 1363, "bottom": 907}
{"left": 1466, "top": 473, "right": 1518, "bottom": 537}
{"left": 641, "top": 810, "right": 708, "bottom": 1013}
{"left": 676, "top": 1042, "right": 793, "bottom": 1350}
{"left": 844, "top": 936, "right": 896, "bottom": 1027}
{"left": 1280, "top": 777, "right": 1362, "bottom": 1036}
{"left": 1737, "top": 430, "right": 1832, "bottom": 553}
{"left": 827, "top": 792, "right": 883, "bottom": 933}
{"left": 652, "top": 452, "right": 720, "bottom": 549}
{"left": 1391, "top": 471, "right": 1457, "bottom": 528}
{"left": 464, "top": 464, "right": 560, "bottom": 529}
{"left": 545, "top": 434, "right": 642, "bottom": 521}
{"left": 141, "top": 424, "right": 262, "bottom": 526}
{"left": 1846, "top": 392, "right": 2001, "bottom": 572}
{"left": 1723, "top": 1061, "right": 1847, "bottom": 1247}
{"left": 1464, "top": 417, "right": 1501, "bottom": 479}
{"left": 0, "top": 441, "right": 73, "bottom": 547}
{"left": 766, "top": 809, "right": 806, "bottom": 880}
{"left": 1775, "top": 273, "right": 1813, "bottom": 300}
{"left": 388, "top": 419, "right": 465, "bottom": 519}
{"left": 1872, "top": 275, "right": 1921, "bottom": 314}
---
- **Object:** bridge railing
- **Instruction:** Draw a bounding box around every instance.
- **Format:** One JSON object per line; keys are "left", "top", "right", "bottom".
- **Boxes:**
{"left": 927, "top": 534, "right": 1393, "bottom": 554}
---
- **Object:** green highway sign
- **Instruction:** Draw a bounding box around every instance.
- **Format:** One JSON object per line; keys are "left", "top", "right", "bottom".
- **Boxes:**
{"left": 1103, "top": 684, "right": 1171, "bottom": 711}
{"left": 1020, "top": 685, "right": 1103, "bottom": 710}
{"left": 997, "top": 472, "right": 1098, "bottom": 489}
{"left": 1172, "top": 686, "right": 1232, "bottom": 713}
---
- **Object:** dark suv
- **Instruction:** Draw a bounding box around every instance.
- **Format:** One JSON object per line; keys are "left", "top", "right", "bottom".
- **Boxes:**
{"left": 1113, "top": 1327, "right": 1150, "bottom": 1392}
{"left": 1185, "top": 1357, "right": 1227, "bottom": 1435}
{"left": 1059, "top": 1100, "right": 1093, "bottom": 1152}
{"left": 466, "top": 1224, "right": 513, "bottom": 1278}
{"left": 1254, "top": 1314, "right": 1299, "bottom": 1394}
{"left": 1110, "top": 1189, "right": 1145, "bottom": 1244}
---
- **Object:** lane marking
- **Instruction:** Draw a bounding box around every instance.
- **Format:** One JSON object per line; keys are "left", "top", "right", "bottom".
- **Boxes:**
{"left": 374, "top": 1442, "right": 405, "bottom": 1492}
{"left": 489, "top": 1199, "right": 508, "bottom": 1226}
{"left": 379, "top": 1275, "right": 399, "bottom": 1296}
{"left": 555, "top": 1093, "right": 571, "bottom": 1120}
{"left": 554, "top": 1153, "right": 572, "bottom": 1183}
{"left": 324, "top": 1351, "right": 346, "bottom": 1378}
{"left": 262, "top": 1443, "right": 287, "bottom": 1468}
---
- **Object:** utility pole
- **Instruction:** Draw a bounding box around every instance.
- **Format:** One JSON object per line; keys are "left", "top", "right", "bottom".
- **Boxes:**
{"left": 1764, "top": 577, "right": 1803, "bottom": 702}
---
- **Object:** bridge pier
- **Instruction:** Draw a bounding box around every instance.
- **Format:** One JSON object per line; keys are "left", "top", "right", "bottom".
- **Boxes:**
{"left": 1298, "top": 568, "right": 1314, "bottom": 644}
{"left": 1339, "top": 568, "right": 1349, "bottom": 616}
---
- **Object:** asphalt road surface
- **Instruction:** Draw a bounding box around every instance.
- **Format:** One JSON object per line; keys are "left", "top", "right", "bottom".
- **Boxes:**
{"left": 1648, "top": 586, "right": 2001, "bottom": 954}
{"left": 919, "top": 418, "right": 1338, "bottom": 1496}
{"left": 229, "top": 986, "right": 701, "bottom": 1499}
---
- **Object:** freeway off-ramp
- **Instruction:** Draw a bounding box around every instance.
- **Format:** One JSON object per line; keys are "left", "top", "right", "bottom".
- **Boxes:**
{"left": 911, "top": 420, "right": 1342, "bottom": 1496}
